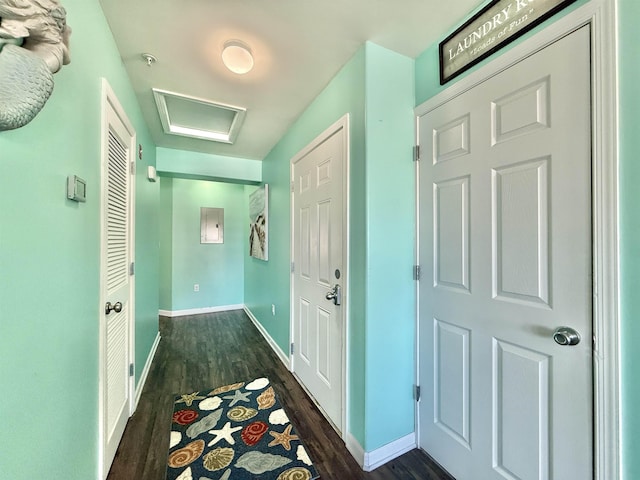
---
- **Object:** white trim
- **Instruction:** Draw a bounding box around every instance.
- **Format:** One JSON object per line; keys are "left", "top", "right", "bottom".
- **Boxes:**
{"left": 346, "top": 433, "right": 417, "bottom": 472}
{"left": 414, "top": 2, "right": 619, "bottom": 479}
{"left": 289, "top": 114, "right": 350, "bottom": 438}
{"left": 346, "top": 433, "right": 366, "bottom": 469}
{"left": 158, "top": 304, "right": 244, "bottom": 317}
{"left": 243, "top": 306, "right": 290, "bottom": 369}
{"left": 152, "top": 88, "right": 246, "bottom": 144}
{"left": 98, "top": 79, "right": 137, "bottom": 480}
{"left": 133, "top": 333, "right": 161, "bottom": 409}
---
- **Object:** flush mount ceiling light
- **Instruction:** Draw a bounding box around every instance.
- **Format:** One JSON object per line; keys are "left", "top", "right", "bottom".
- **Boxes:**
{"left": 221, "top": 40, "right": 254, "bottom": 74}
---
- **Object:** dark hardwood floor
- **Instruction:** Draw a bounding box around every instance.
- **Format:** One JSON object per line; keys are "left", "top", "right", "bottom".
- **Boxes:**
{"left": 107, "top": 310, "right": 454, "bottom": 480}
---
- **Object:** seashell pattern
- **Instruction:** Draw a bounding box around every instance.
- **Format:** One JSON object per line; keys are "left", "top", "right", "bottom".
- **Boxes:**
{"left": 202, "top": 447, "right": 234, "bottom": 471}
{"left": 236, "top": 451, "right": 292, "bottom": 474}
{"left": 167, "top": 378, "right": 318, "bottom": 480}
{"left": 277, "top": 467, "right": 313, "bottom": 480}
{"left": 168, "top": 440, "right": 205, "bottom": 468}
{"left": 170, "top": 431, "right": 182, "bottom": 448}
{"left": 257, "top": 386, "right": 276, "bottom": 410}
{"left": 173, "top": 409, "right": 199, "bottom": 425}
{"left": 241, "top": 421, "right": 269, "bottom": 446}
{"left": 186, "top": 410, "right": 222, "bottom": 439}
{"left": 210, "top": 382, "right": 244, "bottom": 395}
{"left": 199, "top": 396, "right": 222, "bottom": 411}
{"left": 227, "top": 406, "right": 258, "bottom": 422}
{"left": 175, "top": 467, "right": 193, "bottom": 480}
{"left": 296, "top": 445, "right": 312, "bottom": 466}
{"left": 245, "top": 378, "right": 269, "bottom": 390}
{"left": 269, "top": 408, "right": 289, "bottom": 425}
{"left": 175, "top": 392, "right": 205, "bottom": 406}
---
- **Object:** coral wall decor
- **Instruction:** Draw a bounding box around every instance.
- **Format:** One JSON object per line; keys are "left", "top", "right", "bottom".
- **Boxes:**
{"left": 0, "top": 0, "right": 71, "bottom": 131}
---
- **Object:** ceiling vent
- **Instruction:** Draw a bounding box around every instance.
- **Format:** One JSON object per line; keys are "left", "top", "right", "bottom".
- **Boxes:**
{"left": 152, "top": 88, "right": 246, "bottom": 144}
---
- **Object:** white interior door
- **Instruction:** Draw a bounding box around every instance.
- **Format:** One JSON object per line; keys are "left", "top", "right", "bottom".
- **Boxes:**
{"left": 418, "top": 27, "right": 592, "bottom": 480}
{"left": 100, "top": 82, "right": 135, "bottom": 478}
{"left": 291, "top": 120, "right": 346, "bottom": 433}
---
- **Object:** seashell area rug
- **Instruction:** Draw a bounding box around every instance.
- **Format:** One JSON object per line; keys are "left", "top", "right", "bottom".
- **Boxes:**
{"left": 166, "top": 378, "right": 320, "bottom": 480}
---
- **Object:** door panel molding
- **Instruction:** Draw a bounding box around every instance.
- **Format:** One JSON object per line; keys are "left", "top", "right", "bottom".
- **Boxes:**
{"left": 415, "top": 1, "right": 619, "bottom": 479}
{"left": 290, "top": 114, "right": 350, "bottom": 439}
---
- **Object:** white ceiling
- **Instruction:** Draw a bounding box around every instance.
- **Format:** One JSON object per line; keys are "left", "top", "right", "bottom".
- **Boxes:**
{"left": 99, "top": 0, "right": 481, "bottom": 160}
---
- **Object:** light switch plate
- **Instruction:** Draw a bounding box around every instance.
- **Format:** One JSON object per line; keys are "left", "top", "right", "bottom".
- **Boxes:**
{"left": 147, "top": 165, "right": 157, "bottom": 182}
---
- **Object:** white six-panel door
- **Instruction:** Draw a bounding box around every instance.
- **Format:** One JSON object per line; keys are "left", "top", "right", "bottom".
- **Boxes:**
{"left": 292, "top": 122, "right": 346, "bottom": 432}
{"left": 418, "top": 27, "right": 592, "bottom": 480}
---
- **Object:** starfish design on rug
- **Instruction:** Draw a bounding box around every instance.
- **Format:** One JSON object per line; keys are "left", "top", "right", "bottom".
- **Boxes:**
{"left": 268, "top": 424, "right": 299, "bottom": 451}
{"left": 175, "top": 392, "right": 206, "bottom": 407}
{"left": 207, "top": 422, "right": 242, "bottom": 447}
{"left": 222, "top": 389, "right": 252, "bottom": 407}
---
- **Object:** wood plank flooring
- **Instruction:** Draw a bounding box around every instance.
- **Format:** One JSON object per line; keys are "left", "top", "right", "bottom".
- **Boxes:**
{"left": 107, "top": 310, "right": 454, "bottom": 480}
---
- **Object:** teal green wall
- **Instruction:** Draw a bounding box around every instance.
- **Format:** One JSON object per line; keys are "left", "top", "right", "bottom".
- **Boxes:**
{"left": 160, "top": 178, "right": 245, "bottom": 311}
{"left": 618, "top": 1, "right": 640, "bottom": 478}
{"left": 363, "top": 44, "right": 416, "bottom": 450}
{"left": 244, "top": 46, "right": 369, "bottom": 444}
{"left": 134, "top": 130, "right": 160, "bottom": 382}
{"left": 0, "top": 0, "right": 159, "bottom": 478}
{"left": 244, "top": 43, "right": 416, "bottom": 451}
{"left": 159, "top": 177, "right": 174, "bottom": 311}
{"left": 157, "top": 147, "right": 261, "bottom": 184}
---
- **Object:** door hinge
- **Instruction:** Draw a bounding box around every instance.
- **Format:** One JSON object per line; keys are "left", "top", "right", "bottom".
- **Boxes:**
{"left": 290, "top": 343, "right": 295, "bottom": 355}
{"left": 413, "top": 265, "right": 421, "bottom": 281}
{"left": 291, "top": 262, "right": 295, "bottom": 273}
{"left": 413, "top": 145, "right": 420, "bottom": 162}
{"left": 129, "top": 363, "right": 134, "bottom": 377}
{"left": 130, "top": 161, "right": 136, "bottom": 175}
{"left": 129, "top": 262, "right": 135, "bottom": 275}
{"left": 414, "top": 385, "right": 421, "bottom": 402}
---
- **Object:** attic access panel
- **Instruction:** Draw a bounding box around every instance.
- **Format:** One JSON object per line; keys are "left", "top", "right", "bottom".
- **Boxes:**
{"left": 152, "top": 88, "right": 246, "bottom": 144}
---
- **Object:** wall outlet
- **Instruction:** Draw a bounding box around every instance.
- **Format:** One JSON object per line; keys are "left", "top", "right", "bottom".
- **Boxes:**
{"left": 271, "top": 304, "right": 276, "bottom": 316}
{"left": 194, "top": 284, "right": 199, "bottom": 292}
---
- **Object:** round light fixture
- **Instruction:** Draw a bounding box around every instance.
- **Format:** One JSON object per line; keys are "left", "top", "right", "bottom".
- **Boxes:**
{"left": 221, "top": 40, "right": 254, "bottom": 74}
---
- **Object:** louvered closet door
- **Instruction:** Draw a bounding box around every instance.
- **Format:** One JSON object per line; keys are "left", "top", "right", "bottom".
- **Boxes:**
{"left": 102, "top": 95, "right": 133, "bottom": 476}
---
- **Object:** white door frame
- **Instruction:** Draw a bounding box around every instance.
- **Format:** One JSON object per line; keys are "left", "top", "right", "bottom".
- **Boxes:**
{"left": 414, "top": 1, "right": 619, "bottom": 479}
{"left": 289, "top": 114, "right": 350, "bottom": 439}
{"left": 98, "top": 79, "right": 137, "bottom": 479}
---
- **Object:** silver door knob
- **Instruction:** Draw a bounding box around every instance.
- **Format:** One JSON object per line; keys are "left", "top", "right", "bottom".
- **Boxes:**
{"left": 105, "top": 301, "right": 123, "bottom": 315}
{"left": 325, "top": 284, "right": 341, "bottom": 306}
{"left": 553, "top": 326, "right": 581, "bottom": 346}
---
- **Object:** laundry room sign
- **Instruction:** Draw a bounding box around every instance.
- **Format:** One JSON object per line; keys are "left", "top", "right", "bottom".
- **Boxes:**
{"left": 439, "top": 0, "right": 577, "bottom": 84}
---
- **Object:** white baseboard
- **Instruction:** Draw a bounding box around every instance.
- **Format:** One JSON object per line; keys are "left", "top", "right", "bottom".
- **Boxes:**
{"left": 346, "top": 432, "right": 416, "bottom": 472}
{"left": 159, "top": 304, "right": 245, "bottom": 317}
{"left": 134, "top": 332, "right": 161, "bottom": 410}
{"left": 243, "top": 306, "right": 290, "bottom": 369}
{"left": 346, "top": 433, "right": 366, "bottom": 468}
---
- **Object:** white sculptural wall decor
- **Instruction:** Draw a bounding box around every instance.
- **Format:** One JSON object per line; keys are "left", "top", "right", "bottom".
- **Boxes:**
{"left": 0, "top": 0, "right": 71, "bottom": 131}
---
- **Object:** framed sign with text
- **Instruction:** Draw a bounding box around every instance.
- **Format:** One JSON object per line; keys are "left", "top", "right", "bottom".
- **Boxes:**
{"left": 439, "top": 0, "right": 578, "bottom": 84}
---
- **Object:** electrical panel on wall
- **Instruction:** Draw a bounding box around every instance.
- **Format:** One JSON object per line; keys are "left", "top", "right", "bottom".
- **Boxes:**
{"left": 200, "top": 207, "right": 224, "bottom": 244}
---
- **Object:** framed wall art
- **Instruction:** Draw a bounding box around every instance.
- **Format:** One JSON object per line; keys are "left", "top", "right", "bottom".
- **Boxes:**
{"left": 440, "top": 0, "right": 577, "bottom": 84}
{"left": 249, "top": 184, "right": 268, "bottom": 261}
